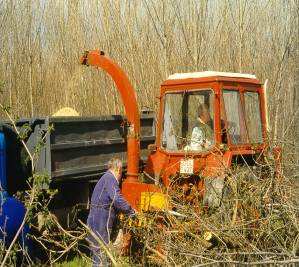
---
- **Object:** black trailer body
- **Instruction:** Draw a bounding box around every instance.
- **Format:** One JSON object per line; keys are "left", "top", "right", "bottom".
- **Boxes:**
{"left": 0, "top": 113, "right": 155, "bottom": 226}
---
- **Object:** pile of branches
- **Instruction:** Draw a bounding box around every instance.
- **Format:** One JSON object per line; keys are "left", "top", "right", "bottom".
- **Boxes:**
{"left": 3, "top": 157, "right": 297, "bottom": 266}
{"left": 124, "top": 163, "right": 299, "bottom": 266}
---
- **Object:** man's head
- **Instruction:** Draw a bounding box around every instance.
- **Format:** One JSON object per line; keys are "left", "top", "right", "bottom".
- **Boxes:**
{"left": 197, "top": 103, "right": 211, "bottom": 124}
{"left": 108, "top": 157, "right": 123, "bottom": 181}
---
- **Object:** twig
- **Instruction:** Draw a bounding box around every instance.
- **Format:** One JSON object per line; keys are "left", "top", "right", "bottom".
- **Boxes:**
{"left": 193, "top": 258, "right": 299, "bottom": 266}
{"left": 78, "top": 220, "right": 118, "bottom": 267}
{"left": 145, "top": 244, "right": 168, "bottom": 263}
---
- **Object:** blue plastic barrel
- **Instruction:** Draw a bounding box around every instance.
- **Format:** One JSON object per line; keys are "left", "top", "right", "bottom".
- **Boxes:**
{"left": 0, "top": 196, "right": 27, "bottom": 245}
{"left": 0, "top": 132, "right": 31, "bottom": 253}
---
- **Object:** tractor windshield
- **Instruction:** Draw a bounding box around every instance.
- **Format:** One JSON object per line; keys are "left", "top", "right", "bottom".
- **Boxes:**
{"left": 222, "top": 89, "right": 263, "bottom": 144}
{"left": 161, "top": 90, "right": 214, "bottom": 151}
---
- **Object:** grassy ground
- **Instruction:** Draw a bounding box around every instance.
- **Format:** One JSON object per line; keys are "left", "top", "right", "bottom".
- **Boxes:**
{"left": 54, "top": 257, "right": 91, "bottom": 267}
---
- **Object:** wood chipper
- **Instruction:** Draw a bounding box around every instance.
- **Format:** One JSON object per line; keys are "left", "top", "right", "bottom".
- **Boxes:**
{"left": 80, "top": 50, "right": 272, "bottom": 212}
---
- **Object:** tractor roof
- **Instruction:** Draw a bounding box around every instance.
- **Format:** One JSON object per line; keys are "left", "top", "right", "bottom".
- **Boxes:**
{"left": 167, "top": 71, "right": 256, "bottom": 80}
{"left": 163, "top": 71, "right": 260, "bottom": 86}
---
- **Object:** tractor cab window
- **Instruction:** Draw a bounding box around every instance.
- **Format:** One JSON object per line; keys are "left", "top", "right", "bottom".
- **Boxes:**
{"left": 222, "top": 89, "right": 263, "bottom": 144}
{"left": 222, "top": 90, "right": 248, "bottom": 144}
{"left": 244, "top": 91, "right": 263, "bottom": 143}
{"left": 161, "top": 90, "right": 214, "bottom": 151}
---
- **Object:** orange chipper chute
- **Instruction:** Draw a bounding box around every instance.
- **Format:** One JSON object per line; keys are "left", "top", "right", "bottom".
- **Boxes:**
{"left": 80, "top": 50, "right": 140, "bottom": 182}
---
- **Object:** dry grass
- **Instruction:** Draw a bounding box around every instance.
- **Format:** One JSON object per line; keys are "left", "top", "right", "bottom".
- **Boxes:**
{"left": 0, "top": 1, "right": 297, "bottom": 141}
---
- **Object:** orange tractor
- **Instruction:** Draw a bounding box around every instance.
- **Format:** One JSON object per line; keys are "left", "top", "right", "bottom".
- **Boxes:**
{"left": 81, "top": 50, "right": 275, "bottom": 211}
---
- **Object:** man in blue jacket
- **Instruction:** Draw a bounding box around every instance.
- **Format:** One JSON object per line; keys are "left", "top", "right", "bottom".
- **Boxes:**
{"left": 87, "top": 158, "right": 135, "bottom": 266}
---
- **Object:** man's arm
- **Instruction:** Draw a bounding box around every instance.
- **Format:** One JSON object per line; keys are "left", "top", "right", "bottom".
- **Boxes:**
{"left": 106, "top": 177, "right": 135, "bottom": 215}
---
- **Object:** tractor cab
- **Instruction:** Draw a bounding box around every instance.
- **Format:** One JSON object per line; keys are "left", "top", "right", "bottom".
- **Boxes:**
{"left": 145, "top": 71, "right": 266, "bottom": 187}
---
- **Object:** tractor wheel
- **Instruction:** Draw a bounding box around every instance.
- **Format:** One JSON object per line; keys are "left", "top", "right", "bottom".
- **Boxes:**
{"left": 202, "top": 177, "right": 225, "bottom": 209}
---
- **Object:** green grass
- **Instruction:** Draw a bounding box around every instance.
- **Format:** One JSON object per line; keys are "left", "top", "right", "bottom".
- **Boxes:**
{"left": 54, "top": 256, "right": 91, "bottom": 267}
{"left": 54, "top": 255, "right": 135, "bottom": 267}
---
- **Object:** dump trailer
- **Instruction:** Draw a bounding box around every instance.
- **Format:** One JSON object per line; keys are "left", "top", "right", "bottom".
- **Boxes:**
{"left": 0, "top": 113, "right": 155, "bottom": 226}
